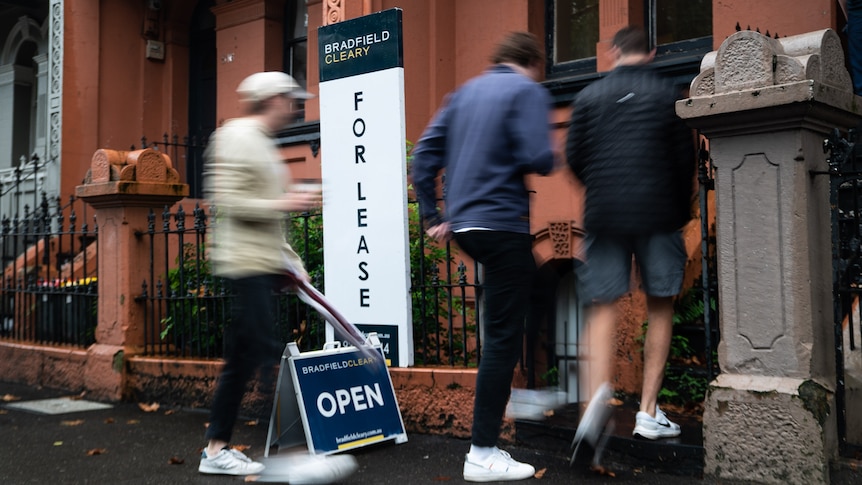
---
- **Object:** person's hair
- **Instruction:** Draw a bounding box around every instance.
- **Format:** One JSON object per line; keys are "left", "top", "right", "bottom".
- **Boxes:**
{"left": 490, "top": 31, "right": 543, "bottom": 68}
{"left": 612, "top": 26, "right": 650, "bottom": 55}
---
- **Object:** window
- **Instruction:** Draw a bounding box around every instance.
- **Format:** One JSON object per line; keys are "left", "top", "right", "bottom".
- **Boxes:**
{"left": 650, "top": 0, "right": 712, "bottom": 48}
{"left": 284, "top": 1, "right": 308, "bottom": 88}
{"left": 545, "top": 0, "right": 712, "bottom": 97}
{"left": 547, "top": 0, "right": 600, "bottom": 77}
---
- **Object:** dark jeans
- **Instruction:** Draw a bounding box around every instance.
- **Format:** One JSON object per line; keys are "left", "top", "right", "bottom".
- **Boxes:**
{"left": 205, "top": 274, "right": 280, "bottom": 443}
{"left": 454, "top": 231, "right": 536, "bottom": 447}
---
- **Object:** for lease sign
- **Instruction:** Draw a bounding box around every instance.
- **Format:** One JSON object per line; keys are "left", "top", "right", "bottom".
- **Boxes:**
{"left": 318, "top": 8, "right": 412, "bottom": 367}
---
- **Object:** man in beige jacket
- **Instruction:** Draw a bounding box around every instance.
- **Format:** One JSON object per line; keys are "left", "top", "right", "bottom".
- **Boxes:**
{"left": 200, "top": 71, "right": 357, "bottom": 483}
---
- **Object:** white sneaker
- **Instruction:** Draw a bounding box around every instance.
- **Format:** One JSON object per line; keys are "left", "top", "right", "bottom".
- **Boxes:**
{"left": 257, "top": 453, "right": 358, "bottom": 484}
{"left": 198, "top": 448, "right": 265, "bottom": 475}
{"left": 463, "top": 448, "right": 535, "bottom": 482}
{"left": 571, "top": 382, "right": 613, "bottom": 448}
{"left": 633, "top": 406, "right": 681, "bottom": 439}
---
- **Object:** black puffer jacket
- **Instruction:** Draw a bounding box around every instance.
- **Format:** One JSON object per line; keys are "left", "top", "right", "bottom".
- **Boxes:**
{"left": 566, "top": 64, "right": 695, "bottom": 234}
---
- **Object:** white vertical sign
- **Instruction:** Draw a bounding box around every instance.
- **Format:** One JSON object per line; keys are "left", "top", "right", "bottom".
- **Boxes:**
{"left": 318, "top": 9, "right": 412, "bottom": 366}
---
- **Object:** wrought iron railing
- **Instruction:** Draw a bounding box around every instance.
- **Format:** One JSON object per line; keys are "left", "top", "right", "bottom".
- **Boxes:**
{"left": 134, "top": 202, "right": 484, "bottom": 367}
{"left": 823, "top": 128, "right": 862, "bottom": 456}
{"left": 0, "top": 190, "right": 98, "bottom": 347}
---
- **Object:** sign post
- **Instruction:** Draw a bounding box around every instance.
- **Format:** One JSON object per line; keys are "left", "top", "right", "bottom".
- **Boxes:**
{"left": 318, "top": 8, "right": 413, "bottom": 367}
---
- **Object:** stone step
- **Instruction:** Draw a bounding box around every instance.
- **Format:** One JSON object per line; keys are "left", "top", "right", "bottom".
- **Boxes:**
{"left": 513, "top": 401, "right": 705, "bottom": 477}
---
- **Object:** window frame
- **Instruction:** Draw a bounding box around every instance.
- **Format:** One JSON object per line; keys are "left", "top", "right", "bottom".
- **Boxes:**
{"left": 543, "top": 0, "right": 713, "bottom": 103}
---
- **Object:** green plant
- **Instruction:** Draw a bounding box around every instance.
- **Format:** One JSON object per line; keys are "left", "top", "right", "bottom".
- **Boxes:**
{"left": 159, "top": 242, "right": 228, "bottom": 356}
{"left": 541, "top": 366, "right": 560, "bottom": 387}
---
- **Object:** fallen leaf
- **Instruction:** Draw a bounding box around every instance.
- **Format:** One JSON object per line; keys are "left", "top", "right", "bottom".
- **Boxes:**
{"left": 60, "top": 419, "right": 85, "bottom": 426}
{"left": 432, "top": 476, "right": 452, "bottom": 481}
{"left": 244, "top": 420, "right": 258, "bottom": 427}
{"left": 534, "top": 468, "right": 547, "bottom": 478}
{"left": 244, "top": 475, "right": 260, "bottom": 482}
{"left": 67, "top": 391, "right": 86, "bottom": 400}
{"left": 609, "top": 397, "right": 624, "bottom": 406}
{"left": 138, "top": 402, "right": 160, "bottom": 413}
{"left": 168, "top": 456, "right": 185, "bottom": 465}
{"left": 231, "top": 444, "right": 251, "bottom": 453}
{"left": 164, "top": 409, "right": 175, "bottom": 416}
{"left": 53, "top": 441, "right": 63, "bottom": 446}
{"left": 1, "top": 394, "right": 20, "bottom": 402}
{"left": 86, "top": 448, "right": 107, "bottom": 456}
{"left": 104, "top": 417, "right": 115, "bottom": 424}
{"left": 589, "top": 464, "right": 616, "bottom": 477}
{"left": 126, "top": 419, "right": 140, "bottom": 425}
{"left": 0, "top": 409, "right": 8, "bottom": 415}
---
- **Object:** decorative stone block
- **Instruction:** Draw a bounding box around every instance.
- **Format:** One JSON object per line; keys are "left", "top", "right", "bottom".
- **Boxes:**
{"left": 778, "top": 29, "right": 851, "bottom": 91}
{"left": 715, "top": 30, "right": 784, "bottom": 94}
{"left": 697, "top": 28, "right": 853, "bottom": 97}
{"left": 774, "top": 54, "right": 819, "bottom": 85}
{"left": 690, "top": 68, "right": 715, "bottom": 96}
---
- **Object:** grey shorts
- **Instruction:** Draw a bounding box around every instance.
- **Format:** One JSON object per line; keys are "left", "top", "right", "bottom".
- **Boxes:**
{"left": 577, "top": 231, "right": 686, "bottom": 303}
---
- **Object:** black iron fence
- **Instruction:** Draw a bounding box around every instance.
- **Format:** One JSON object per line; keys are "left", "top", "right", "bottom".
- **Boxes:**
{"left": 0, "top": 185, "right": 98, "bottom": 347}
{"left": 137, "top": 134, "right": 209, "bottom": 199}
{"left": 823, "top": 128, "right": 862, "bottom": 457}
{"left": 134, "top": 202, "right": 484, "bottom": 367}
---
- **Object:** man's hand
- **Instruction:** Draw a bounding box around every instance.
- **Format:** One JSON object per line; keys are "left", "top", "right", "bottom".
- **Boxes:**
{"left": 279, "top": 190, "right": 322, "bottom": 212}
{"left": 426, "top": 222, "right": 452, "bottom": 242}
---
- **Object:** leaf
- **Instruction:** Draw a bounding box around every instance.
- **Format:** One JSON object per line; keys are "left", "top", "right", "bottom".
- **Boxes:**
{"left": 168, "top": 456, "right": 185, "bottom": 465}
{"left": 590, "top": 464, "right": 616, "bottom": 477}
{"left": 60, "top": 419, "right": 85, "bottom": 426}
{"left": 231, "top": 444, "right": 251, "bottom": 453}
{"left": 53, "top": 441, "right": 63, "bottom": 446}
{"left": 244, "top": 420, "right": 258, "bottom": 427}
{"left": 244, "top": 476, "right": 261, "bottom": 482}
{"left": 126, "top": 419, "right": 140, "bottom": 425}
{"left": 104, "top": 417, "right": 115, "bottom": 424}
{"left": 164, "top": 409, "right": 175, "bottom": 415}
{"left": 138, "top": 402, "right": 160, "bottom": 412}
{"left": 534, "top": 468, "right": 547, "bottom": 478}
{"left": 86, "top": 448, "right": 107, "bottom": 456}
{"left": 1, "top": 394, "right": 20, "bottom": 402}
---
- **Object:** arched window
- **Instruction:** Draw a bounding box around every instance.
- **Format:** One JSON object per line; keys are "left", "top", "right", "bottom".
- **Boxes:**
{"left": 0, "top": 15, "right": 47, "bottom": 170}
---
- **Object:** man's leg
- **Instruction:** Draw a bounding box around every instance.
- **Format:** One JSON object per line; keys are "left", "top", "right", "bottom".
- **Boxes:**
{"left": 631, "top": 231, "right": 685, "bottom": 440}
{"left": 205, "top": 275, "right": 276, "bottom": 455}
{"left": 454, "top": 231, "right": 535, "bottom": 448}
{"left": 585, "top": 302, "right": 617, "bottom": 397}
{"left": 455, "top": 231, "right": 537, "bottom": 482}
{"left": 639, "top": 295, "right": 673, "bottom": 416}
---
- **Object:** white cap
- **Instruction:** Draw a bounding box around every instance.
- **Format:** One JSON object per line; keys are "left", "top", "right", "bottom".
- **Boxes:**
{"left": 236, "top": 71, "right": 314, "bottom": 103}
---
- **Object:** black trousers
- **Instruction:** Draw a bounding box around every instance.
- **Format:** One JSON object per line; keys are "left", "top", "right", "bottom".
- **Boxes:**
{"left": 205, "top": 274, "right": 279, "bottom": 443}
{"left": 454, "top": 231, "right": 536, "bottom": 447}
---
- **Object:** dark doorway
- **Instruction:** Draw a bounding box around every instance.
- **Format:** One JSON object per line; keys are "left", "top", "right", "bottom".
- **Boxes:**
{"left": 187, "top": 0, "right": 216, "bottom": 199}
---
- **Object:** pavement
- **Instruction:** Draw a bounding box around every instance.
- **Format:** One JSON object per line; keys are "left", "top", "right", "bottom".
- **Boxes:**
{"left": 1, "top": 380, "right": 860, "bottom": 485}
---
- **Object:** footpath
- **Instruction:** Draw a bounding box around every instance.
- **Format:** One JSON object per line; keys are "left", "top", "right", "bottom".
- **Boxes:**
{"left": 1, "top": 380, "right": 858, "bottom": 484}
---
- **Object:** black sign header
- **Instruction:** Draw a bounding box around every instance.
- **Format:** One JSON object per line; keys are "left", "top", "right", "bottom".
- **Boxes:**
{"left": 318, "top": 8, "right": 403, "bottom": 82}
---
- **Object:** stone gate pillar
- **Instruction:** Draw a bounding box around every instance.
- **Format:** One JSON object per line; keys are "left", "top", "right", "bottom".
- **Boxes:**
{"left": 677, "top": 29, "right": 862, "bottom": 484}
{"left": 76, "top": 148, "right": 188, "bottom": 400}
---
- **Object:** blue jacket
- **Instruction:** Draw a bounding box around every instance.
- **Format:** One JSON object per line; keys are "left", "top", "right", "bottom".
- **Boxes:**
{"left": 411, "top": 64, "right": 555, "bottom": 234}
